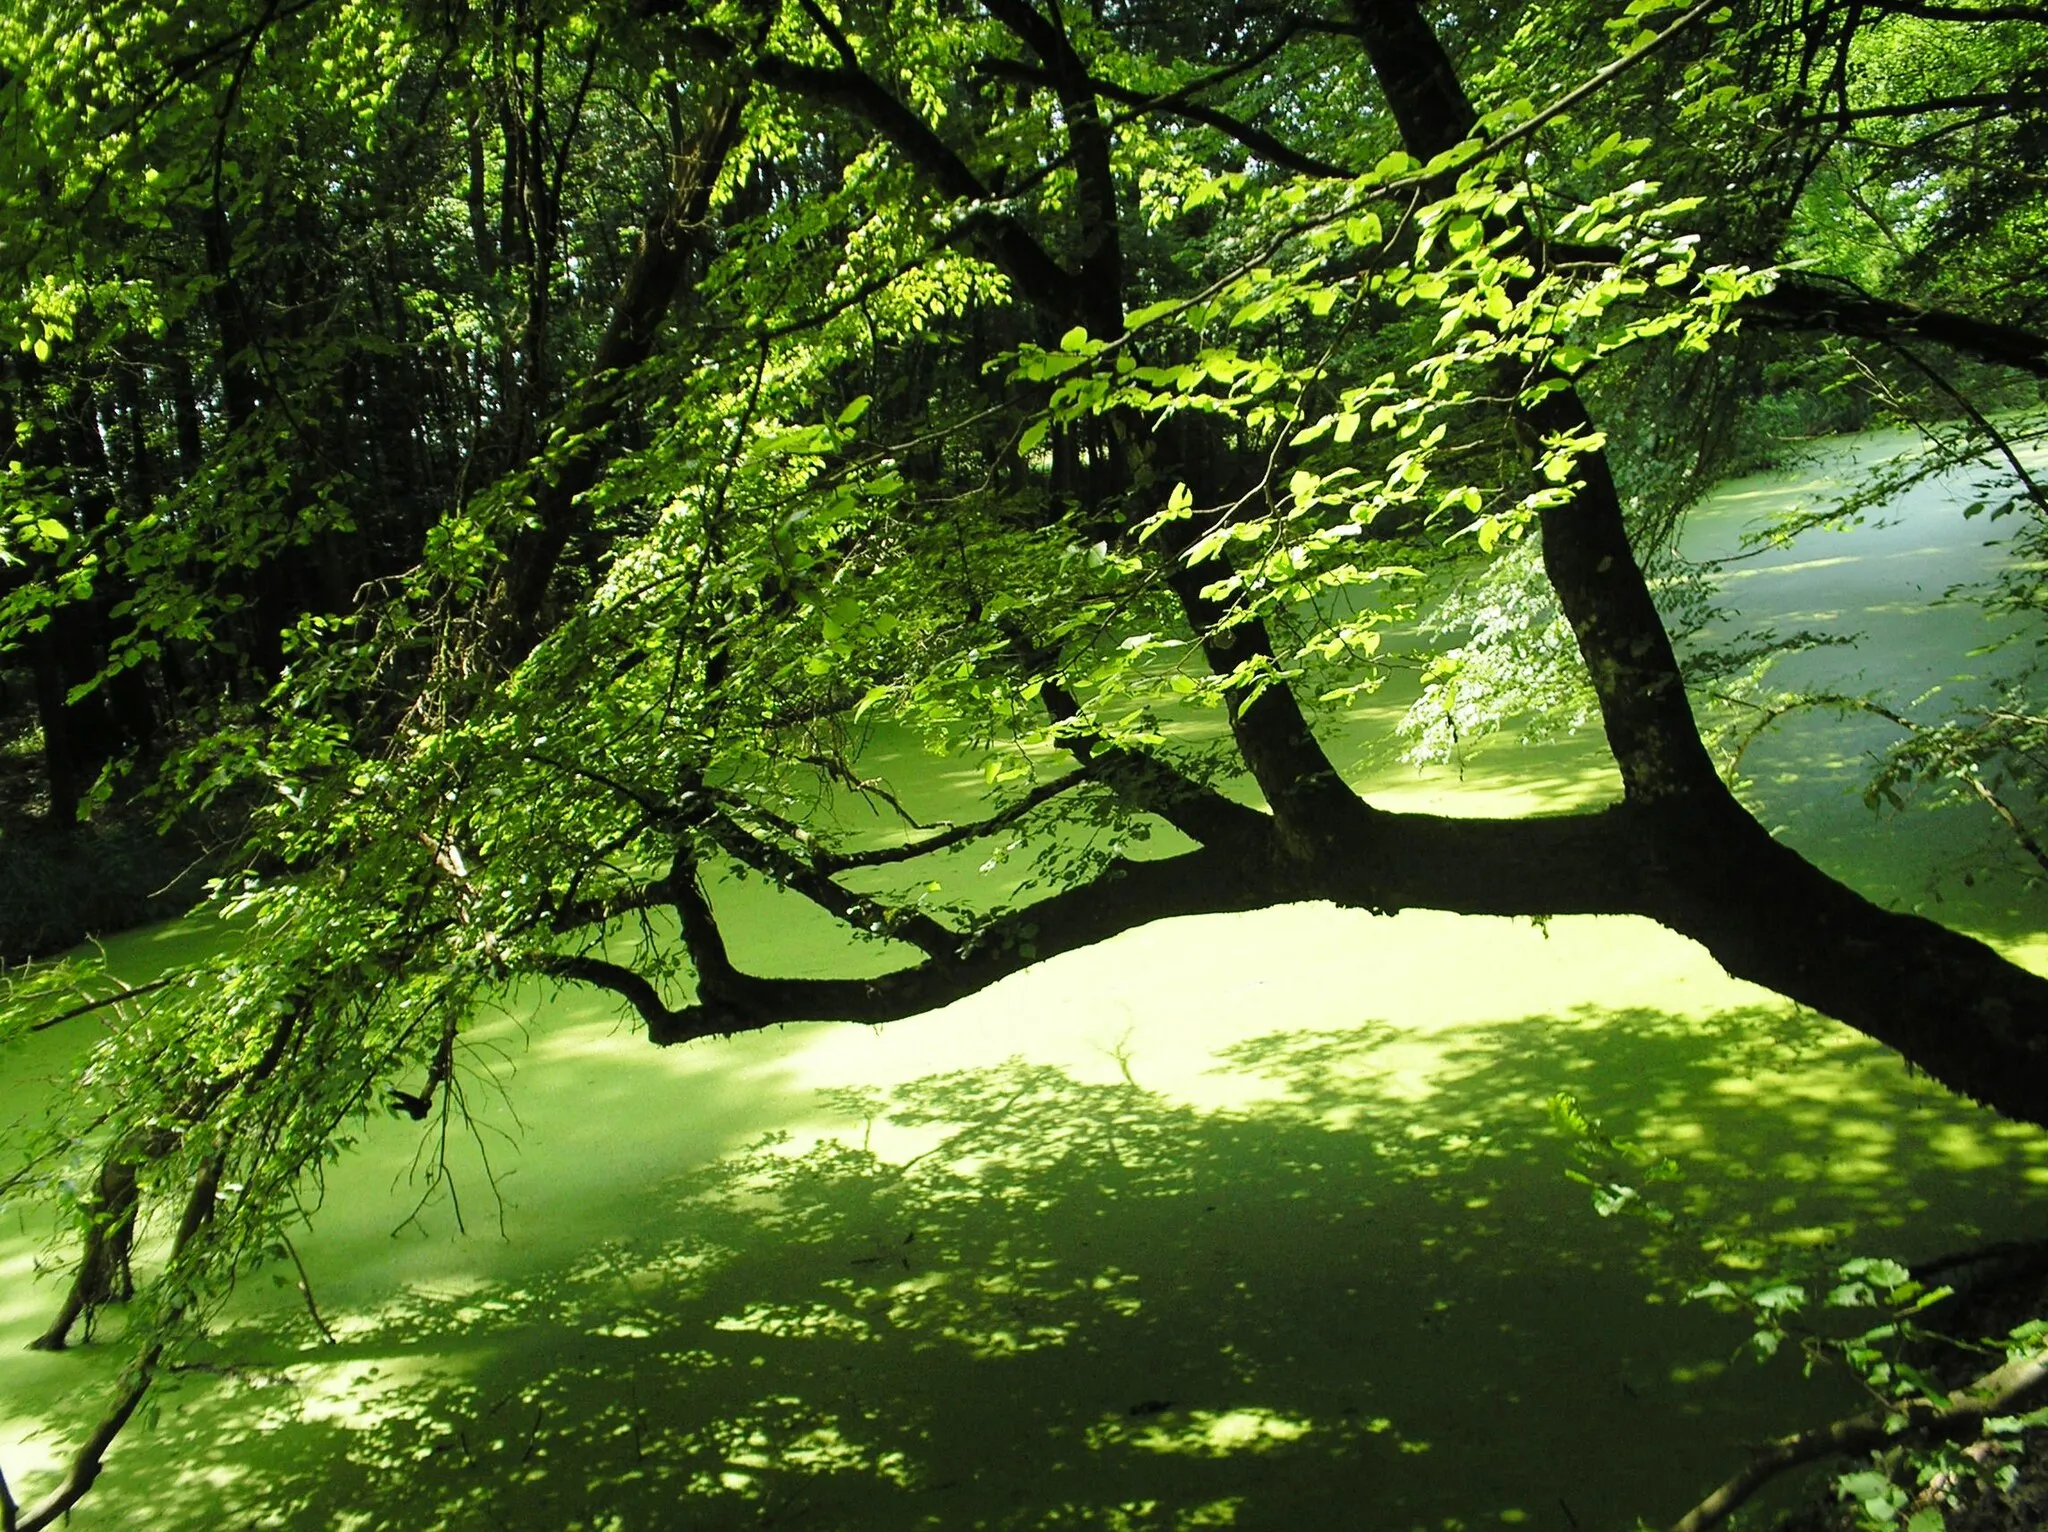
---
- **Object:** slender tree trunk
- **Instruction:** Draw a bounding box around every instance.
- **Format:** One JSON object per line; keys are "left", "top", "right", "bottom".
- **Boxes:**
{"left": 29, "top": 1137, "right": 155, "bottom": 1352}
{"left": 476, "top": 83, "right": 749, "bottom": 670}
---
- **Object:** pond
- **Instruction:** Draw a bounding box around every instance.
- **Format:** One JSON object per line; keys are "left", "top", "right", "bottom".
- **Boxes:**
{"left": 4, "top": 430, "right": 2047, "bottom": 1532}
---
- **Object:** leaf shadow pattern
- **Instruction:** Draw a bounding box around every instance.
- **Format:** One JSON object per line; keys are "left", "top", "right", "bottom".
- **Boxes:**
{"left": 27, "top": 1003, "right": 2048, "bottom": 1532}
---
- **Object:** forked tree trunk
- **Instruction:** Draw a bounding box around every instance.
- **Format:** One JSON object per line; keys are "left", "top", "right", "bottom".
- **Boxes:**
{"left": 29, "top": 1137, "right": 153, "bottom": 1352}
{"left": 1344, "top": 0, "right": 2048, "bottom": 1115}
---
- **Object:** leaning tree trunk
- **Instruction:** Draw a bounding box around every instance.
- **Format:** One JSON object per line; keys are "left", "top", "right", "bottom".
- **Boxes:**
{"left": 29, "top": 1134, "right": 157, "bottom": 1352}
{"left": 1345, "top": 0, "right": 2048, "bottom": 1119}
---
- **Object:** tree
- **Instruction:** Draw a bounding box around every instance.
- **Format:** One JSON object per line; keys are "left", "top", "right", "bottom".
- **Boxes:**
{"left": 3, "top": 0, "right": 2047, "bottom": 1523}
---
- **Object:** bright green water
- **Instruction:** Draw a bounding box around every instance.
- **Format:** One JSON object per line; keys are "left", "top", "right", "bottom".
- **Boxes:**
{"left": 5, "top": 432, "right": 2048, "bottom": 1532}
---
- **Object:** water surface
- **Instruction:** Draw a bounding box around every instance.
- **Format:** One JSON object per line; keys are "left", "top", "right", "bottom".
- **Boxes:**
{"left": 4, "top": 431, "right": 2047, "bottom": 1532}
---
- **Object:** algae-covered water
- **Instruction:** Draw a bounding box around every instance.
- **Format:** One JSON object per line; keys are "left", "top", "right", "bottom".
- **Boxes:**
{"left": 5, "top": 432, "right": 2048, "bottom": 1532}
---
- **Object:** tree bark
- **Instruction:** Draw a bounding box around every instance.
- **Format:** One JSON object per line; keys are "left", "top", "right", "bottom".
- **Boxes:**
{"left": 1340, "top": 0, "right": 2048, "bottom": 1111}
{"left": 477, "top": 83, "right": 748, "bottom": 670}
{"left": 29, "top": 1137, "right": 153, "bottom": 1352}
{"left": 550, "top": 0, "right": 2048, "bottom": 1131}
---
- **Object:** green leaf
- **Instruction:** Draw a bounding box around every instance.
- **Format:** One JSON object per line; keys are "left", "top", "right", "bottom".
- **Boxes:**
{"left": 1344, "top": 213, "right": 1383, "bottom": 247}
{"left": 1750, "top": 1283, "right": 1807, "bottom": 1315}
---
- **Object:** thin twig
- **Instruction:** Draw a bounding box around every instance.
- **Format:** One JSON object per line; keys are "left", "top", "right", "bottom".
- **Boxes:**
{"left": 1875, "top": 337, "right": 2048, "bottom": 517}
{"left": 279, "top": 1232, "right": 338, "bottom": 1344}
{"left": 23, "top": 973, "right": 186, "bottom": 1033}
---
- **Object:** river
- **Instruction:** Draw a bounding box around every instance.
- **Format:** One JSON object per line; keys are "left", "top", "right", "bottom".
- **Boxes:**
{"left": 4, "top": 429, "right": 2047, "bottom": 1531}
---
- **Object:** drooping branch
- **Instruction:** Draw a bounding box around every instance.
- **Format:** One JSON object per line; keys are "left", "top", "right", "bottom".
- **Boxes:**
{"left": 23, "top": 972, "right": 186, "bottom": 1033}
{"left": 1874, "top": 338, "right": 2048, "bottom": 516}
{"left": 806, "top": 770, "right": 1097, "bottom": 870}
{"left": 1670, "top": 1345, "right": 2048, "bottom": 1532}
{"left": 970, "top": 50, "right": 1355, "bottom": 179}
{"left": 1728, "top": 690, "right": 2048, "bottom": 881}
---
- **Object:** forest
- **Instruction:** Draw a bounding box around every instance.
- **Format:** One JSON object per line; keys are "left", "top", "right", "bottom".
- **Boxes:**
{"left": 3, "top": 0, "right": 2048, "bottom": 1526}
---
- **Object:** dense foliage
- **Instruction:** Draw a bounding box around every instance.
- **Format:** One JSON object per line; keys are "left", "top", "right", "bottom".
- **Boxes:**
{"left": 3, "top": 0, "right": 2047, "bottom": 1524}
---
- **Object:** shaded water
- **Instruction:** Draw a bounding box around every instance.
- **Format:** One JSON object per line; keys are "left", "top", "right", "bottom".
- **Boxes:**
{"left": 5, "top": 432, "right": 2048, "bottom": 1532}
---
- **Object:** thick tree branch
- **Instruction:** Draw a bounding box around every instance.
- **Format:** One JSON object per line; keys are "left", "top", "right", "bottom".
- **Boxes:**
{"left": 481, "top": 83, "right": 749, "bottom": 666}
{"left": 1670, "top": 1346, "right": 2048, "bottom": 1532}
{"left": 664, "top": 14, "right": 1079, "bottom": 319}
{"left": 537, "top": 843, "right": 1279, "bottom": 1043}
{"left": 1349, "top": 0, "right": 1724, "bottom": 806}
{"left": 700, "top": 812, "right": 959, "bottom": 956}
{"left": 1882, "top": 1, "right": 2048, "bottom": 17}
{"left": 1799, "top": 89, "right": 2048, "bottom": 122}
{"left": 520, "top": 760, "right": 2048, "bottom": 1123}
{"left": 1334, "top": 0, "right": 2048, "bottom": 1121}
{"left": 1746, "top": 277, "right": 2048, "bottom": 381}
{"left": 980, "top": 0, "right": 1124, "bottom": 331}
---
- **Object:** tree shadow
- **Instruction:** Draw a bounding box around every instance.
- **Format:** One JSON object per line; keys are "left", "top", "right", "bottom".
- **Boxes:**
{"left": 23, "top": 1002, "right": 2048, "bottom": 1532}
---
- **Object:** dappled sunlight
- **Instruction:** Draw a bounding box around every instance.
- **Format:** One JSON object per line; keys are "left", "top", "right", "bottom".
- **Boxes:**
{"left": 13, "top": 928, "right": 2048, "bottom": 1528}
{"left": 1088, "top": 1406, "right": 1317, "bottom": 1458}
{"left": 1717, "top": 553, "right": 1858, "bottom": 580}
{"left": 10, "top": 438, "right": 2048, "bottom": 1528}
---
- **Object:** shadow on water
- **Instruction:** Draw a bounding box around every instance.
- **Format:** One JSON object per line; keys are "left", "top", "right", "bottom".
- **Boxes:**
{"left": 12, "top": 433, "right": 2048, "bottom": 1531}
{"left": 31, "top": 993, "right": 2048, "bottom": 1532}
